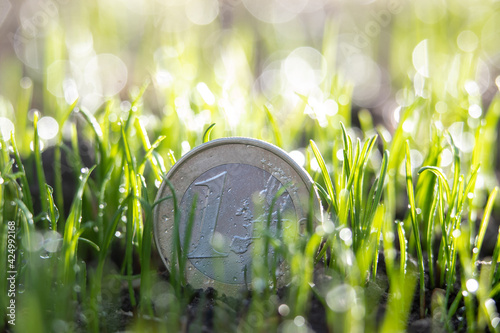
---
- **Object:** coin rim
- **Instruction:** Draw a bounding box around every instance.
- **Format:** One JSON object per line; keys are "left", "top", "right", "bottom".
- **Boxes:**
{"left": 153, "top": 137, "right": 322, "bottom": 293}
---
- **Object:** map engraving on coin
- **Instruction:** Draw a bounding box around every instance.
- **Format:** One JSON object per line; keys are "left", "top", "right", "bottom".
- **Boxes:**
{"left": 154, "top": 137, "right": 320, "bottom": 293}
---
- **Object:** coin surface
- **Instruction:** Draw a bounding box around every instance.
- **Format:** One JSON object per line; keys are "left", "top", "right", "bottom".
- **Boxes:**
{"left": 154, "top": 137, "right": 320, "bottom": 294}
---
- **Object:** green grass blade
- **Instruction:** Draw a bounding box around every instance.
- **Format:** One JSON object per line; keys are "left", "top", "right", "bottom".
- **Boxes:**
{"left": 310, "top": 140, "right": 338, "bottom": 214}
{"left": 61, "top": 165, "right": 95, "bottom": 284}
{"left": 54, "top": 99, "right": 78, "bottom": 222}
{"left": 78, "top": 107, "right": 107, "bottom": 173}
{"left": 491, "top": 226, "right": 500, "bottom": 284}
{"left": 397, "top": 221, "right": 406, "bottom": 274}
{"left": 418, "top": 166, "right": 451, "bottom": 202}
{"left": 45, "top": 184, "right": 59, "bottom": 231}
{"left": 33, "top": 111, "right": 49, "bottom": 217}
{"left": 426, "top": 190, "right": 439, "bottom": 289}
{"left": 371, "top": 204, "right": 384, "bottom": 280}
{"left": 445, "top": 132, "right": 461, "bottom": 209}
{"left": 472, "top": 187, "right": 498, "bottom": 265}
{"left": 264, "top": 105, "right": 283, "bottom": 147}
{"left": 138, "top": 177, "right": 154, "bottom": 316}
{"left": 135, "top": 117, "right": 166, "bottom": 179}
{"left": 203, "top": 123, "right": 216, "bottom": 143}
{"left": 10, "top": 132, "right": 33, "bottom": 213}
{"left": 364, "top": 149, "right": 389, "bottom": 233}
{"left": 405, "top": 140, "right": 425, "bottom": 318}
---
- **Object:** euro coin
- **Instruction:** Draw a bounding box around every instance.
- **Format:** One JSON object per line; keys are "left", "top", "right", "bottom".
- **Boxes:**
{"left": 154, "top": 137, "right": 320, "bottom": 294}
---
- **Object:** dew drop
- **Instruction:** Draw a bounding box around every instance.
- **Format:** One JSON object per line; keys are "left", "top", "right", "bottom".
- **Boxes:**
{"left": 466, "top": 279, "right": 479, "bottom": 293}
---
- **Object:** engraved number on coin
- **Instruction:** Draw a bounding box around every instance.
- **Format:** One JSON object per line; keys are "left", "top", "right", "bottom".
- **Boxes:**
{"left": 179, "top": 163, "right": 296, "bottom": 284}
{"left": 187, "top": 171, "right": 229, "bottom": 259}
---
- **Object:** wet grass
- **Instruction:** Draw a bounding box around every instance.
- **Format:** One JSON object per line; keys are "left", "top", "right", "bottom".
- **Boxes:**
{"left": 1, "top": 1, "right": 500, "bottom": 332}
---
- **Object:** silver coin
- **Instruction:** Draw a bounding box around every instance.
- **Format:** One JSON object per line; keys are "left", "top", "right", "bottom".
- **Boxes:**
{"left": 154, "top": 137, "right": 321, "bottom": 294}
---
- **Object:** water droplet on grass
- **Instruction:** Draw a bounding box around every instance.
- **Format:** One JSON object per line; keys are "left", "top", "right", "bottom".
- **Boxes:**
{"left": 466, "top": 279, "right": 478, "bottom": 293}
{"left": 294, "top": 316, "right": 305, "bottom": 327}
{"left": 326, "top": 284, "right": 356, "bottom": 312}
{"left": 278, "top": 304, "right": 290, "bottom": 316}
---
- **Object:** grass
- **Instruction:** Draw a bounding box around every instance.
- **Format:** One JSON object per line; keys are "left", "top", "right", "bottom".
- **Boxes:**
{"left": 1, "top": 0, "right": 500, "bottom": 332}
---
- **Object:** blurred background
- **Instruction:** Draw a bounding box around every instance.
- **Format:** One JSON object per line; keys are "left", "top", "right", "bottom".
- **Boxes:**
{"left": 0, "top": 0, "right": 499, "bottom": 182}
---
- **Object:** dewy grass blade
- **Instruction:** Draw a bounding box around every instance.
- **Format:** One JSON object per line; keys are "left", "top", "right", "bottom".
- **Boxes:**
{"left": 90, "top": 199, "right": 129, "bottom": 332}
{"left": 138, "top": 178, "right": 154, "bottom": 316}
{"left": 163, "top": 179, "right": 182, "bottom": 293}
{"left": 340, "top": 122, "right": 351, "bottom": 161}
{"left": 54, "top": 99, "right": 78, "bottom": 222}
{"left": 446, "top": 132, "right": 461, "bottom": 210}
{"left": 135, "top": 117, "right": 166, "bottom": 179}
{"left": 33, "top": 111, "right": 50, "bottom": 218}
{"left": 310, "top": 140, "right": 338, "bottom": 215}
{"left": 10, "top": 132, "right": 33, "bottom": 213}
{"left": 167, "top": 149, "right": 177, "bottom": 166}
{"left": 371, "top": 204, "right": 384, "bottom": 280}
{"left": 124, "top": 192, "right": 137, "bottom": 307}
{"left": 491, "top": 226, "right": 500, "bottom": 284}
{"left": 472, "top": 187, "right": 498, "bottom": 265}
{"left": 45, "top": 184, "right": 59, "bottom": 231}
{"left": 363, "top": 150, "right": 389, "bottom": 238}
{"left": 70, "top": 122, "right": 85, "bottom": 175}
{"left": 418, "top": 166, "right": 451, "bottom": 204}
{"left": 405, "top": 140, "right": 425, "bottom": 318}
{"left": 473, "top": 95, "right": 500, "bottom": 175}
{"left": 181, "top": 194, "right": 197, "bottom": 286}
{"left": 123, "top": 80, "right": 150, "bottom": 132}
{"left": 296, "top": 233, "right": 322, "bottom": 315}
{"left": 397, "top": 221, "right": 407, "bottom": 274}
{"left": 426, "top": 191, "right": 439, "bottom": 289}
{"left": 121, "top": 122, "right": 144, "bottom": 306}
{"left": 15, "top": 76, "right": 33, "bottom": 155}
{"left": 121, "top": 124, "right": 143, "bottom": 251}
{"left": 264, "top": 105, "right": 283, "bottom": 147}
{"left": 203, "top": 123, "right": 216, "bottom": 143}
{"left": 79, "top": 107, "right": 107, "bottom": 178}
{"left": 96, "top": 163, "right": 115, "bottom": 247}
{"left": 380, "top": 260, "right": 417, "bottom": 333}
{"left": 61, "top": 165, "right": 95, "bottom": 285}
{"left": 14, "top": 198, "right": 34, "bottom": 255}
